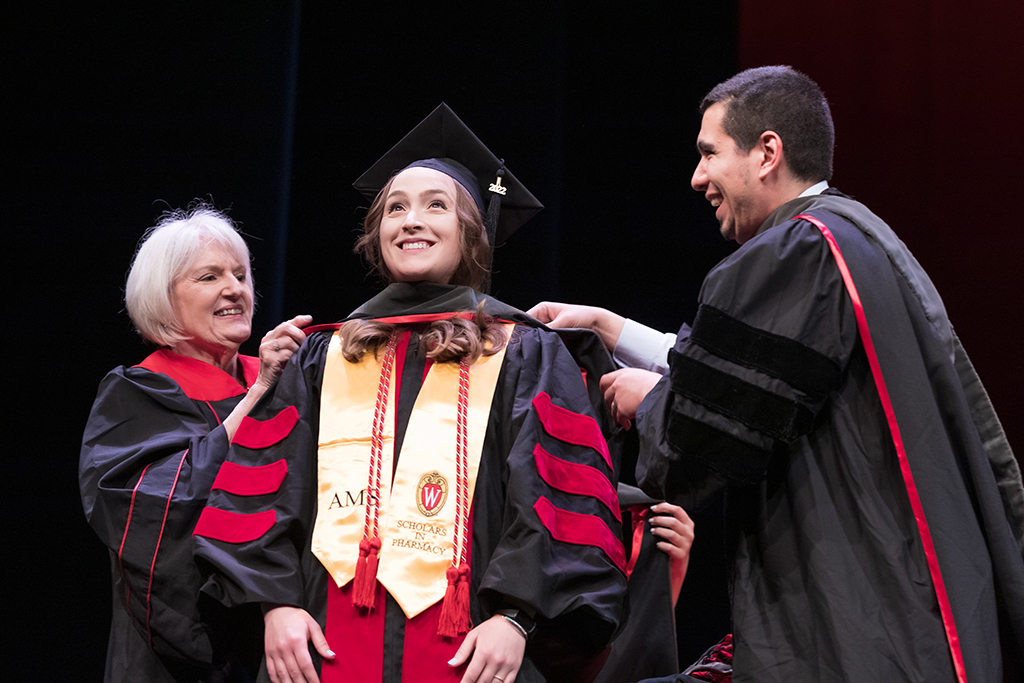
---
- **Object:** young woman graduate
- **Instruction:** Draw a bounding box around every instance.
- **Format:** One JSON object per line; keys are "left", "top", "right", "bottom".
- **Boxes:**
{"left": 194, "top": 105, "right": 627, "bottom": 683}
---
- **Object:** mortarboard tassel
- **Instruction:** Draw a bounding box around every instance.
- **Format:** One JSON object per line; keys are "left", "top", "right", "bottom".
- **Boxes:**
{"left": 484, "top": 161, "right": 506, "bottom": 247}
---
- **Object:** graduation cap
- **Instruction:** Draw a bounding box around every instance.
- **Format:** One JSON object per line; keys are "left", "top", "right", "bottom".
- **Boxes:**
{"left": 353, "top": 103, "right": 543, "bottom": 246}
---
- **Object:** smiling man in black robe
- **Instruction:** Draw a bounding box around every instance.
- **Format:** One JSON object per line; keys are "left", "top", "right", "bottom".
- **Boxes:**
{"left": 530, "top": 66, "right": 1024, "bottom": 682}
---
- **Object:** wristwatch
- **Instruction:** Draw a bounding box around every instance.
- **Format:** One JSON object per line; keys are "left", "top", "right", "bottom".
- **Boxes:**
{"left": 496, "top": 607, "right": 536, "bottom": 640}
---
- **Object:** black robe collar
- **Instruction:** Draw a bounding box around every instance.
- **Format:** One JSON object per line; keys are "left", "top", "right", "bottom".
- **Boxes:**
{"left": 347, "top": 282, "right": 537, "bottom": 325}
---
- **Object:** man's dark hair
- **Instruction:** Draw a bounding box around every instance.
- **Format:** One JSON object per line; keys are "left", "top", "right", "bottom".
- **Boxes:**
{"left": 701, "top": 65, "right": 834, "bottom": 182}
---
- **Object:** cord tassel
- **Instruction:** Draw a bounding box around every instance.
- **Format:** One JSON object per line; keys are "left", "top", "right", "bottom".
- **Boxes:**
{"left": 353, "top": 536, "right": 382, "bottom": 609}
{"left": 437, "top": 562, "right": 472, "bottom": 637}
{"left": 437, "top": 565, "right": 461, "bottom": 638}
{"left": 438, "top": 358, "right": 473, "bottom": 638}
{"left": 353, "top": 333, "right": 397, "bottom": 612}
{"left": 452, "top": 562, "right": 471, "bottom": 634}
{"left": 352, "top": 538, "right": 370, "bottom": 604}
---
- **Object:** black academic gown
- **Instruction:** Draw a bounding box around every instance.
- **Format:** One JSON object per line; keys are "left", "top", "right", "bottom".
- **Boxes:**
{"left": 195, "top": 283, "right": 626, "bottom": 683}
{"left": 79, "top": 349, "right": 262, "bottom": 683}
{"left": 636, "top": 192, "right": 1024, "bottom": 682}
{"left": 593, "top": 484, "right": 679, "bottom": 683}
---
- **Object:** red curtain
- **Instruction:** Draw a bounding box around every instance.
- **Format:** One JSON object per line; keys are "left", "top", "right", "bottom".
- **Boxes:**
{"left": 739, "top": 0, "right": 1024, "bottom": 456}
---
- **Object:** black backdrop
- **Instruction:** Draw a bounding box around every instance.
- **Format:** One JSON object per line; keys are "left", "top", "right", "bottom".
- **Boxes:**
{"left": 7, "top": 3, "right": 738, "bottom": 678}
{"left": 12, "top": 2, "right": 1021, "bottom": 680}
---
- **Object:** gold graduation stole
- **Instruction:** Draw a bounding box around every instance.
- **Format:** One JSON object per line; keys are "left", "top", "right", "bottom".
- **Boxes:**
{"left": 312, "top": 326, "right": 510, "bottom": 619}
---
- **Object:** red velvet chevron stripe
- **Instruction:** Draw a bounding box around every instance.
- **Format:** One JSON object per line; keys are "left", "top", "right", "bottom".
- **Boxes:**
{"left": 533, "top": 444, "right": 621, "bottom": 521}
{"left": 211, "top": 459, "right": 288, "bottom": 496}
{"left": 193, "top": 507, "right": 276, "bottom": 543}
{"left": 796, "top": 213, "right": 967, "bottom": 683}
{"left": 534, "top": 496, "right": 625, "bottom": 573}
{"left": 232, "top": 405, "right": 299, "bottom": 448}
{"left": 532, "top": 391, "right": 612, "bottom": 469}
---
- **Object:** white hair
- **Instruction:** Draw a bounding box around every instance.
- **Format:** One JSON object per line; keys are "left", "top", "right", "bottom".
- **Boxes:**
{"left": 125, "top": 203, "right": 253, "bottom": 347}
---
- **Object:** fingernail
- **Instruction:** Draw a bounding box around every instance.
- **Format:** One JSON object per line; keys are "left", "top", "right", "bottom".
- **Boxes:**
{"left": 448, "top": 658, "right": 458, "bottom": 667}
{"left": 326, "top": 650, "right": 336, "bottom": 658}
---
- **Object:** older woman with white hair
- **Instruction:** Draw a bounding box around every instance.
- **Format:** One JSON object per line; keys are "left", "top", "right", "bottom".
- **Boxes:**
{"left": 80, "top": 203, "right": 311, "bottom": 683}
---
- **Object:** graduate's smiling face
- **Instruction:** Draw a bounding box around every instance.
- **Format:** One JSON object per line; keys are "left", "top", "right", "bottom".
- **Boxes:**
{"left": 379, "top": 166, "right": 463, "bottom": 285}
{"left": 691, "top": 101, "right": 769, "bottom": 244}
{"left": 171, "top": 241, "right": 253, "bottom": 356}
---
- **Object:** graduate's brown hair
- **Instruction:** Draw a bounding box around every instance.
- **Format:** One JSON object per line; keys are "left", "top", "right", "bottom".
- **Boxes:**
{"left": 339, "top": 301, "right": 509, "bottom": 365}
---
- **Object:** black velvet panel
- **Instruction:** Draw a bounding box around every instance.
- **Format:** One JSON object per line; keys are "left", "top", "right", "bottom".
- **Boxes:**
{"left": 669, "top": 353, "right": 815, "bottom": 443}
{"left": 690, "top": 304, "right": 840, "bottom": 400}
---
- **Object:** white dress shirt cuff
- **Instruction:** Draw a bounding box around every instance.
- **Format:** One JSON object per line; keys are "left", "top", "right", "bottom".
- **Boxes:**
{"left": 613, "top": 319, "right": 675, "bottom": 375}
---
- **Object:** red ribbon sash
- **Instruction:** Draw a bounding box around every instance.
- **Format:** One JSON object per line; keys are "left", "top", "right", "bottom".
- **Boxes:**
{"left": 796, "top": 213, "right": 967, "bottom": 683}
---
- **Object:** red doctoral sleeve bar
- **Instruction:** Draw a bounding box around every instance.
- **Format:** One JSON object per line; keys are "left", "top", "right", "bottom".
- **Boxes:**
{"left": 533, "top": 444, "right": 621, "bottom": 521}
{"left": 212, "top": 459, "right": 288, "bottom": 496}
{"left": 193, "top": 507, "right": 277, "bottom": 543}
{"left": 532, "top": 391, "right": 612, "bottom": 470}
{"left": 233, "top": 405, "right": 299, "bottom": 448}
{"left": 534, "top": 496, "right": 625, "bottom": 573}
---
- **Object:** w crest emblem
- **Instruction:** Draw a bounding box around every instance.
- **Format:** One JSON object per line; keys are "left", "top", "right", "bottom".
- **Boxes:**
{"left": 416, "top": 471, "right": 449, "bottom": 517}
